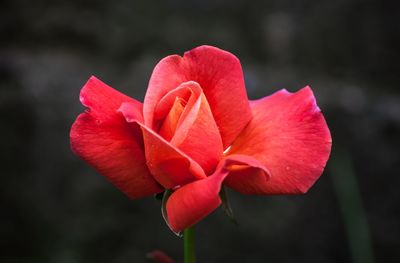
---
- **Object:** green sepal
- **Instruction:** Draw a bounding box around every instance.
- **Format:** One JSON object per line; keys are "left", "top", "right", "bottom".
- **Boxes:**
{"left": 219, "top": 186, "right": 238, "bottom": 225}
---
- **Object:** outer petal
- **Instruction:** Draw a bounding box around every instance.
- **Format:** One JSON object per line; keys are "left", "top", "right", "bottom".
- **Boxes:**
{"left": 144, "top": 45, "right": 252, "bottom": 148}
{"left": 119, "top": 102, "right": 207, "bottom": 189}
{"left": 223, "top": 154, "right": 272, "bottom": 194}
{"left": 165, "top": 155, "right": 269, "bottom": 232}
{"left": 227, "top": 86, "right": 332, "bottom": 194}
{"left": 70, "top": 76, "right": 162, "bottom": 199}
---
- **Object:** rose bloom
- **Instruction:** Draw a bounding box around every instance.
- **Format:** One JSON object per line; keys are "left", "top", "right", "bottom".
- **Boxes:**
{"left": 70, "top": 46, "right": 331, "bottom": 232}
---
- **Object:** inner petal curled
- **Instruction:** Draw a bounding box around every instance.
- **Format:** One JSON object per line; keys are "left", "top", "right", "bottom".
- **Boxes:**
{"left": 158, "top": 97, "right": 187, "bottom": 141}
{"left": 154, "top": 81, "right": 224, "bottom": 175}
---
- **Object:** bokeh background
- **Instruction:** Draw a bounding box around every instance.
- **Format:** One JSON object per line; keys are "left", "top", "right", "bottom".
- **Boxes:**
{"left": 1, "top": 0, "right": 399, "bottom": 262}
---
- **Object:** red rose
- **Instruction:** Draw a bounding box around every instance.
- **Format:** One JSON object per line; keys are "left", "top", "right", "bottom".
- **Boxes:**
{"left": 70, "top": 45, "right": 331, "bottom": 232}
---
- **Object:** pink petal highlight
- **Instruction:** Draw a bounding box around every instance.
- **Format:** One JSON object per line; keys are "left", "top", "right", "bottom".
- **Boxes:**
{"left": 228, "top": 86, "right": 332, "bottom": 194}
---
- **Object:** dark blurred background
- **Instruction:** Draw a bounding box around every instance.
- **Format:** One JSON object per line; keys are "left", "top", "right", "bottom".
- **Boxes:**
{"left": 1, "top": 0, "right": 399, "bottom": 262}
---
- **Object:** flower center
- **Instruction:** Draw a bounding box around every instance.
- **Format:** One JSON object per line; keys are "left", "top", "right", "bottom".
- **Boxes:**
{"left": 158, "top": 96, "right": 187, "bottom": 141}
{"left": 153, "top": 82, "right": 205, "bottom": 144}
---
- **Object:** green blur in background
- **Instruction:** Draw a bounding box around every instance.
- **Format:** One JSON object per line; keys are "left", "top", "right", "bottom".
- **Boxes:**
{"left": 1, "top": 0, "right": 399, "bottom": 262}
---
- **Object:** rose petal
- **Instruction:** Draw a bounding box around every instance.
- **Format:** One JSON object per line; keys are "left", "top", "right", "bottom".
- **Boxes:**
{"left": 223, "top": 154, "right": 272, "bottom": 194}
{"left": 119, "top": 102, "right": 207, "bottom": 189}
{"left": 165, "top": 155, "right": 269, "bottom": 232}
{"left": 166, "top": 172, "right": 227, "bottom": 233}
{"left": 158, "top": 97, "right": 186, "bottom": 141}
{"left": 169, "top": 82, "right": 223, "bottom": 175}
{"left": 227, "top": 86, "right": 332, "bottom": 194}
{"left": 131, "top": 81, "right": 223, "bottom": 177}
{"left": 70, "top": 76, "right": 162, "bottom": 198}
{"left": 144, "top": 45, "right": 252, "bottom": 148}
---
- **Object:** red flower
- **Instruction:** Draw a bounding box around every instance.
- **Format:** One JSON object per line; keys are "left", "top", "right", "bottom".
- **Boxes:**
{"left": 146, "top": 250, "right": 175, "bottom": 263}
{"left": 70, "top": 45, "right": 332, "bottom": 232}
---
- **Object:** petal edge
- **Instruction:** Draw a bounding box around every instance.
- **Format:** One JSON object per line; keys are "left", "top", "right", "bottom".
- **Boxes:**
{"left": 228, "top": 86, "right": 332, "bottom": 194}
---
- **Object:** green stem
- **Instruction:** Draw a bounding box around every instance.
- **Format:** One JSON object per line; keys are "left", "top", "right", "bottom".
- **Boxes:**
{"left": 184, "top": 226, "right": 196, "bottom": 263}
{"left": 330, "top": 147, "right": 374, "bottom": 263}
